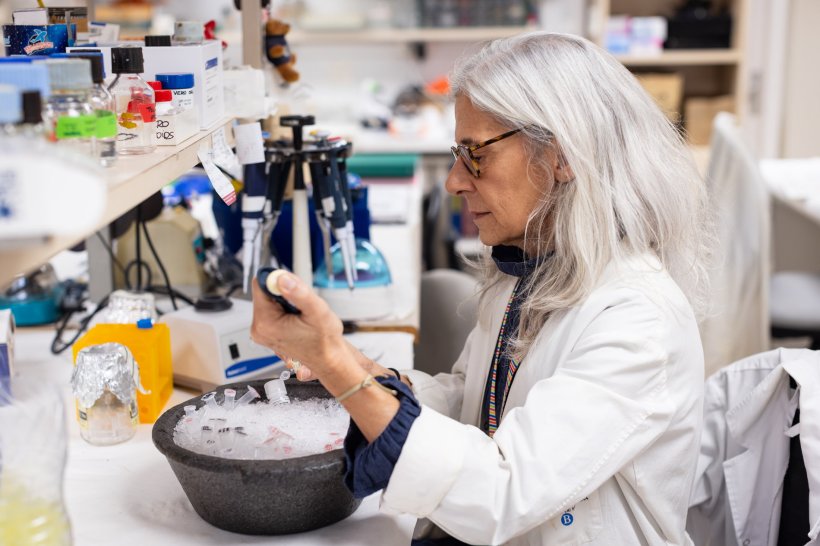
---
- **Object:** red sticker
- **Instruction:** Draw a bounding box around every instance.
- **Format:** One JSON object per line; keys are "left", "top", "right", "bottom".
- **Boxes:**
{"left": 138, "top": 103, "right": 156, "bottom": 123}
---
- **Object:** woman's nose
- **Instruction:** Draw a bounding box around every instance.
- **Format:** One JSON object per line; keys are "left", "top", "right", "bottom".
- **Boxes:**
{"left": 444, "top": 161, "right": 476, "bottom": 196}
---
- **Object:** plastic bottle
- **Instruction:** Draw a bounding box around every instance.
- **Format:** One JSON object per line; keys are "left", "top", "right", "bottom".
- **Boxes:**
{"left": 0, "top": 85, "right": 21, "bottom": 136}
{"left": 0, "top": 61, "right": 51, "bottom": 108}
{"left": 156, "top": 73, "right": 195, "bottom": 112}
{"left": 0, "top": 378, "right": 72, "bottom": 546}
{"left": 107, "top": 47, "right": 156, "bottom": 155}
{"left": 71, "top": 52, "right": 117, "bottom": 167}
{"left": 42, "top": 58, "right": 95, "bottom": 158}
{"left": 17, "top": 91, "right": 47, "bottom": 138}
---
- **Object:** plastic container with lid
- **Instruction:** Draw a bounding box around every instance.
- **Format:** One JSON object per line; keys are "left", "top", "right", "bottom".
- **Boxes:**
{"left": 173, "top": 21, "right": 203, "bottom": 45}
{"left": 155, "top": 72, "right": 195, "bottom": 112}
{"left": 42, "top": 58, "right": 95, "bottom": 157}
{"left": 154, "top": 87, "right": 198, "bottom": 145}
{"left": 0, "top": 62, "right": 51, "bottom": 100}
{"left": 107, "top": 47, "right": 155, "bottom": 155}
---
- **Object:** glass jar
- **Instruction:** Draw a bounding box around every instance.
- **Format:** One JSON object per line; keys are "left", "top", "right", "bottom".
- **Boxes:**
{"left": 42, "top": 59, "right": 95, "bottom": 159}
{"left": 71, "top": 343, "right": 141, "bottom": 446}
{"left": 108, "top": 47, "right": 156, "bottom": 155}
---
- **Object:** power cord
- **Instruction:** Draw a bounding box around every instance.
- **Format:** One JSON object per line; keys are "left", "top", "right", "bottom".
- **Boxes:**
{"left": 140, "top": 220, "right": 178, "bottom": 310}
{"left": 50, "top": 292, "right": 110, "bottom": 355}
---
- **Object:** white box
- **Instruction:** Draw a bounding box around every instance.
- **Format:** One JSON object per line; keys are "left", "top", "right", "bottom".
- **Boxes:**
{"left": 0, "top": 309, "right": 15, "bottom": 395}
{"left": 69, "top": 41, "right": 225, "bottom": 129}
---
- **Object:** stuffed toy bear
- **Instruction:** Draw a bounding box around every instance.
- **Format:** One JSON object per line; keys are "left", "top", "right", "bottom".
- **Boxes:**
{"left": 265, "top": 19, "right": 299, "bottom": 84}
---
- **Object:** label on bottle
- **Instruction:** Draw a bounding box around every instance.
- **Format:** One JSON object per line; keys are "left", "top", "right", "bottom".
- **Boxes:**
{"left": 55, "top": 115, "right": 97, "bottom": 139}
{"left": 137, "top": 103, "right": 156, "bottom": 124}
{"left": 171, "top": 88, "right": 195, "bottom": 111}
{"left": 95, "top": 111, "right": 117, "bottom": 139}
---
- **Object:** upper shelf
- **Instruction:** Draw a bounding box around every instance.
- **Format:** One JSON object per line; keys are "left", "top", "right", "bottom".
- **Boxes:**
{"left": 614, "top": 49, "right": 741, "bottom": 66}
{"left": 0, "top": 118, "right": 234, "bottom": 287}
{"left": 288, "top": 26, "right": 532, "bottom": 44}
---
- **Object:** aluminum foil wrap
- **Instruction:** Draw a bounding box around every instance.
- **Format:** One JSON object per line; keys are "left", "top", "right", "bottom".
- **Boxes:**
{"left": 71, "top": 343, "right": 145, "bottom": 407}
{"left": 98, "top": 290, "right": 157, "bottom": 325}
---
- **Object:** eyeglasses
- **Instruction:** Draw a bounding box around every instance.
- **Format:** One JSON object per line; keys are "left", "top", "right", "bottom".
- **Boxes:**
{"left": 450, "top": 127, "right": 525, "bottom": 178}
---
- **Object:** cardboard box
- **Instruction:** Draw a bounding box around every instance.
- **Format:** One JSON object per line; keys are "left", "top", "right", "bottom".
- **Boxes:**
{"left": 635, "top": 72, "right": 684, "bottom": 123}
{"left": 685, "top": 95, "right": 735, "bottom": 146}
{"left": 69, "top": 41, "right": 225, "bottom": 129}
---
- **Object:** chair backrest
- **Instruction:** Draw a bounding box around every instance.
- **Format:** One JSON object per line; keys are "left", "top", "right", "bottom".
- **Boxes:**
{"left": 414, "top": 268, "right": 480, "bottom": 375}
{"left": 700, "top": 112, "right": 771, "bottom": 377}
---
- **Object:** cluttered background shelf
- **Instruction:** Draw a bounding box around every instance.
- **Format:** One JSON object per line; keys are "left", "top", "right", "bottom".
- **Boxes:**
{"left": 0, "top": 117, "right": 233, "bottom": 287}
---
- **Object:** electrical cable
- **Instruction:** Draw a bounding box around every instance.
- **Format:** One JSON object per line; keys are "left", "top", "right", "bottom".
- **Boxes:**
{"left": 123, "top": 260, "right": 153, "bottom": 291}
{"left": 141, "top": 220, "right": 178, "bottom": 310}
{"left": 95, "top": 231, "right": 127, "bottom": 276}
{"left": 147, "top": 285, "right": 195, "bottom": 307}
{"left": 135, "top": 206, "right": 143, "bottom": 290}
{"left": 50, "top": 293, "right": 110, "bottom": 355}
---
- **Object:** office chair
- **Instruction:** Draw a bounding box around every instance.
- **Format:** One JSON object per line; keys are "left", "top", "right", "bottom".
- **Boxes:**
{"left": 414, "top": 268, "right": 479, "bottom": 376}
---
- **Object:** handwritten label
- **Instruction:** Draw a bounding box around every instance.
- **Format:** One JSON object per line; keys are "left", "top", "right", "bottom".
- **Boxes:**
{"left": 198, "top": 148, "right": 237, "bottom": 206}
{"left": 233, "top": 122, "right": 265, "bottom": 165}
{"left": 56, "top": 115, "right": 96, "bottom": 139}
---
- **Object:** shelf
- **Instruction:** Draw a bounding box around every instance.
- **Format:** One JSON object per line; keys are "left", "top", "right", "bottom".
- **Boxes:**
{"left": 0, "top": 118, "right": 234, "bottom": 287}
{"left": 614, "top": 49, "right": 741, "bottom": 67}
{"left": 288, "top": 26, "right": 531, "bottom": 45}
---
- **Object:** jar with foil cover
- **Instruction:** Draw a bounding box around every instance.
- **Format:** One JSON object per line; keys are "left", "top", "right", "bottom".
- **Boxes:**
{"left": 98, "top": 290, "right": 157, "bottom": 325}
{"left": 0, "top": 378, "right": 72, "bottom": 545}
{"left": 71, "top": 343, "right": 146, "bottom": 446}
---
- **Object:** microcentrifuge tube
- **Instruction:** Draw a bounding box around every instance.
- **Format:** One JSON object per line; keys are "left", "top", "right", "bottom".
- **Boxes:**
{"left": 223, "top": 389, "right": 236, "bottom": 411}
{"left": 201, "top": 392, "right": 218, "bottom": 409}
{"left": 235, "top": 386, "right": 260, "bottom": 407}
{"left": 264, "top": 379, "right": 290, "bottom": 405}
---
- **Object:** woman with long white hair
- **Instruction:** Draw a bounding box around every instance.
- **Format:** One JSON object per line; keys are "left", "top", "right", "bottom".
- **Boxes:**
{"left": 252, "top": 31, "right": 711, "bottom": 545}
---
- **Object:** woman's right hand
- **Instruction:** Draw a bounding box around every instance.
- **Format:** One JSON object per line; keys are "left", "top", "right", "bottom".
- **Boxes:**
{"left": 286, "top": 339, "right": 392, "bottom": 382}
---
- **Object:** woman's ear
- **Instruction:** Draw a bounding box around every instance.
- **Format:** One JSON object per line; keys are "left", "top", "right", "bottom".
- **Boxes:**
{"left": 553, "top": 150, "right": 575, "bottom": 184}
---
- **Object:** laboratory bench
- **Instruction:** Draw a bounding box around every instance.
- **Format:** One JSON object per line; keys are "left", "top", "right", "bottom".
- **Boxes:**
{"left": 16, "top": 327, "right": 418, "bottom": 545}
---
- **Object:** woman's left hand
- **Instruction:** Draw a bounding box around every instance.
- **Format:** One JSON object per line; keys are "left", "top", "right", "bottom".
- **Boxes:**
{"left": 250, "top": 272, "right": 350, "bottom": 381}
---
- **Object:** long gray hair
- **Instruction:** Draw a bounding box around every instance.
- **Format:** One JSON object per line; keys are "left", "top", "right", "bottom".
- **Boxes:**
{"left": 450, "top": 32, "right": 712, "bottom": 360}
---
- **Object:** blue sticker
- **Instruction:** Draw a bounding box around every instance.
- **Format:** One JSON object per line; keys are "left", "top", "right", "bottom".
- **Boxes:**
{"left": 561, "top": 513, "right": 574, "bottom": 526}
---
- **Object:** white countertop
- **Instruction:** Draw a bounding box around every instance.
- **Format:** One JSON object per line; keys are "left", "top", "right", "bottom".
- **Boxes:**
{"left": 761, "top": 157, "right": 820, "bottom": 227}
{"left": 14, "top": 329, "right": 417, "bottom": 545}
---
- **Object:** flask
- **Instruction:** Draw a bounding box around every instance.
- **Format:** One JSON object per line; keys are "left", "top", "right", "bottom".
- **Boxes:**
{"left": 107, "top": 47, "right": 156, "bottom": 155}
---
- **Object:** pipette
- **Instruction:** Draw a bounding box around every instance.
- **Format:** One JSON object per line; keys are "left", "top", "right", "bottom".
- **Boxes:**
{"left": 256, "top": 267, "right": 301, "bottom": 314}
{"left": 335, "top": 140, "right": 358, "bottom": 281}
{"left": 241, "top": 160, "right": 268, "bottom": 293}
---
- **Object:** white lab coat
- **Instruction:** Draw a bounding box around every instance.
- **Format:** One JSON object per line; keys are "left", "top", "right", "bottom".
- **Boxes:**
{"left": 687, "top": 348, "right": 820, "bottom": 546}
{"left": 391, "top": 253, "right": 705, "bottom": 545}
